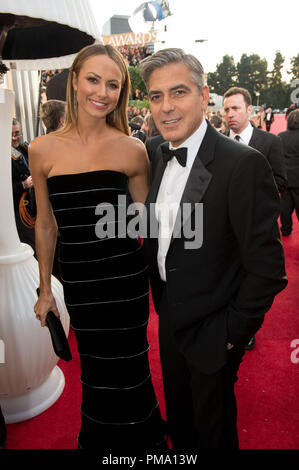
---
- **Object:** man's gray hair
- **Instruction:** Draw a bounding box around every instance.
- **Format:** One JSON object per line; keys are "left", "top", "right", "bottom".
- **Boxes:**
{"left": 140, "top": 48, "right": 206, "bottom": 94}
{"left": 12, "top": 118, "right": 20, "bottom": 127}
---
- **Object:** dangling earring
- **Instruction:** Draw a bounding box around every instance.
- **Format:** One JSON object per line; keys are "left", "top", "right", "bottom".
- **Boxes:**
{"left": 73, "top": 89, "right": 78, "bottom": 118}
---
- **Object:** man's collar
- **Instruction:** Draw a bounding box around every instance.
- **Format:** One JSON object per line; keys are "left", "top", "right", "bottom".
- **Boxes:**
{"left": 230, "top": 121, "right": 253, "bottom": 145}
{"left": 169, "top": 119, "right": 208, "bottom": 150}
{"left": 168, "top": 119, "right": 208, "bottom": 168}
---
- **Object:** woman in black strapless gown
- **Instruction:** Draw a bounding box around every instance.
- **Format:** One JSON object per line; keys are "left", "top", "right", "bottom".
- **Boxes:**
{"left": 29, "top": 44, "right": 167, "bottom": 451}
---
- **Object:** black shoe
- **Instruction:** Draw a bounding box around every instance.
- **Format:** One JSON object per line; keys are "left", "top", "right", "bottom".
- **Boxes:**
{"left": 245, "top": 336, "right": 256, "bottom": 351}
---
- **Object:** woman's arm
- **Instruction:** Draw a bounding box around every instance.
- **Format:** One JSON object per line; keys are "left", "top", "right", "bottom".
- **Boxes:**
{"left": 127, "top": 138, "right": 150, "bottom": 205}
{"left": 29, "top": 138, "right": 60, "bottom": 327}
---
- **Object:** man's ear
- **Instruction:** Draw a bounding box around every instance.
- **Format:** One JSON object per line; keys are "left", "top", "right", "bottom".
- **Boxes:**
{"left": 247, "top": 104, "right": 253, "bottom": 116}
{"left": 201, "top": 86, "right": 210, "bottom": 110}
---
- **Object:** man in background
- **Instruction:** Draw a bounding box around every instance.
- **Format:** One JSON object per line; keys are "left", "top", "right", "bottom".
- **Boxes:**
{"left": 11, "top": 119, "right": 35, "bottom": 253}
{"left": 223, "top": 87, "right": 287, "bottom": 196}
{"left": 223, "top": 87, "right": 287, "bottom": 350}
{"left": 210, "top": 115, "right": 222, "bottom": 132}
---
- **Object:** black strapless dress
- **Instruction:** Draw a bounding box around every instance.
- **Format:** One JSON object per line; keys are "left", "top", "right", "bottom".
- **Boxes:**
{"left": 47, "top": 170, "right": 166, "bottom": 451}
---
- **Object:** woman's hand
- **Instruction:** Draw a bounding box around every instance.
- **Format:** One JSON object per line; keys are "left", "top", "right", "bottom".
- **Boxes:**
{"left": 34, "top": 291, "right": 60, "bottom": 327}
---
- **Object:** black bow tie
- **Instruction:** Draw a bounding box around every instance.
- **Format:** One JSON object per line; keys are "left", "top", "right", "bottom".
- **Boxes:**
{"left": 161, "top": 144, "right": 188, "bottom": 167}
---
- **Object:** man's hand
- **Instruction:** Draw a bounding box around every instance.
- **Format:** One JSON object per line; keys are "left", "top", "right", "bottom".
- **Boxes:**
{"left": 227, "top": 343, "right": 234, "bottom": 350}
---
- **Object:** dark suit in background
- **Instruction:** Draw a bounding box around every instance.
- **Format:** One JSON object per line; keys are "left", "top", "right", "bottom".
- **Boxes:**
{"left": 265, "top": 110, "right": 274, "bottom": 132}
{"left": 249, "top": 126, "right": 287, "bottom": 194}
{"left": 278, "top": 127, "right": 299, "bottom": 235}
{"left": 46, "top": 69, "right": 69, "bottom": 101}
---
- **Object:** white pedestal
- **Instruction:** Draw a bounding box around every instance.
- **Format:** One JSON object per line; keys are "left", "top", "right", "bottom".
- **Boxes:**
{"left": 1, "top": 366, "right": 65, "bottom": 424}
{"left": 0, "top": 87, "right": 70, "bottom": 424}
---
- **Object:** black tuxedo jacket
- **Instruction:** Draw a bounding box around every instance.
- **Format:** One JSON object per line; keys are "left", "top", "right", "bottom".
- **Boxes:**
{"left": 249, "top": 126, "right": 287, "bottom": 193}
{"left": 144, "top": 121, "right": 287, "bottom": 374}
{"left": 146, "top": 134, "right": 165, "bottom": 161}
{"left": 278, "top": 129, "right": 299, "bottom": 188}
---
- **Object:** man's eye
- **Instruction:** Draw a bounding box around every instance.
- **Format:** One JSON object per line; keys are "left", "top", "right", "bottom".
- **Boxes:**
{"left": 150, "top": 95, "right": 160, "bottom": 102}
{"left": 174, "top": 90, "right": 185, "bottom": 96}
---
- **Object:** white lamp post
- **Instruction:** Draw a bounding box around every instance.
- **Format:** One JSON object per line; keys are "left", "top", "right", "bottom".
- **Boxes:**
{"left": 256, "top": 91, "right": 260, "bottom": 107}
{"left": 0, "top": 0, "right": 100, "bottom": 424}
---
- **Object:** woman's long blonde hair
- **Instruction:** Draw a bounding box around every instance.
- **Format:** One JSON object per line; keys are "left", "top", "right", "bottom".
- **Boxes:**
{"left": 62, "top": 43, "right": 130, "bottom": 135}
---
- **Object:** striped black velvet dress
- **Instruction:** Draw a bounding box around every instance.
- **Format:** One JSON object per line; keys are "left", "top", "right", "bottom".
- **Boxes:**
{"left": 47, "top": 170, "right": 166, "bottom": 451}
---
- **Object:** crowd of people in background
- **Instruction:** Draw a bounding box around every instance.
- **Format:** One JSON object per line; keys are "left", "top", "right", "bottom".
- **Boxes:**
{"left": 41, "top": 69, "right": 64, "bottom": 87}
{"left": 117, "top": 44, "right": 151, "bottom": 66}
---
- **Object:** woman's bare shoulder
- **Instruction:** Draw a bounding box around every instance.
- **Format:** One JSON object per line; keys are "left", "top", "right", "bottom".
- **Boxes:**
{"left": 29, "top": 133, "right": 61, "bottom": 155}
{"left": 119, "top": 133, "right": 146, "bottom": 155}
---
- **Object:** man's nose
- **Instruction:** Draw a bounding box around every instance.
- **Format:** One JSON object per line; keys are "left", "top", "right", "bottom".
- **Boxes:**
{"left": 162, "top": 96, "right": 175, "bottom": 113}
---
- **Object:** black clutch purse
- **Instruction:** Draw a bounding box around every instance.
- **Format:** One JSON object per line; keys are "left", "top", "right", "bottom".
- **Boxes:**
{"left": 36, "top": 288, "right": 72, "bottom": 361}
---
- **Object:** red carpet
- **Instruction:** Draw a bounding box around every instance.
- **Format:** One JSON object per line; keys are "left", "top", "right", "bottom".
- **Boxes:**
{"left": 4, "top": 218, "right": 299, "bottom": 450}
{"left": 252, "top": 113, "right": 287, "bottom": 136}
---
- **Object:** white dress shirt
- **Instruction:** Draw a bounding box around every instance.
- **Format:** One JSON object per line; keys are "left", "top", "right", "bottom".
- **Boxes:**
{"left": 229, "top": 122, "right": 253, "bottom": 145}
{"left": 155, "top": 119, "right": 208, "bottom": 281}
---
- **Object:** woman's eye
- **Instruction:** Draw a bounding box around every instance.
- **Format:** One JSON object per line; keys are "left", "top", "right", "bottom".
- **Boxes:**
{"left": 109, "top": 83, "right": 119, "bottom": 89}
{"left": 87, "top": 77, "right": 97, "bottom": 84}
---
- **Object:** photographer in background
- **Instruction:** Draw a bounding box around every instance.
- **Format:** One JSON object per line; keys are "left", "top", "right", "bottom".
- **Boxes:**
{"left": 129, "top": 115, "right": 146, "bottom": 142}
{"left": 11, "top": 119, "right": 35, "bottom": 254}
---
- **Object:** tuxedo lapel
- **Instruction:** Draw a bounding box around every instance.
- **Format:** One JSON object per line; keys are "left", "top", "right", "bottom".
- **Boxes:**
{"left": 146, "top": 147, "right": 167, "bottom": 206}
{"left": 171, "top": 122, "right": 216, "bottom": 242}
{"left": 145, "top": 147, "right": 167, "bottom": 241}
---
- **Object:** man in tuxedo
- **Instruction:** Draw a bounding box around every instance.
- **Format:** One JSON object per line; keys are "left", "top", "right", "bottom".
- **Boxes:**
{"left": 140, "top": 48, "right": 287, "bottom": 449}
{"left": 223, "top": 87, "right": 287, "bottom": 350}
{"left": 278, "top": 109, "right": 299, "bottom": 236}
{"left": 265, "top": 107, "right": 275, "bottom": 132}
